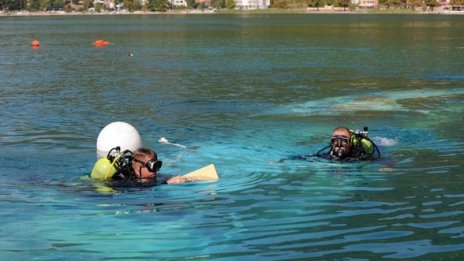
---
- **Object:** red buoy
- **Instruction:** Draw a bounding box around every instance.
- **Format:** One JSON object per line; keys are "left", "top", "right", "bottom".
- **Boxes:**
{"left": 93, "top": 40, "right": 109, "bottom": 47}
{"left": 31, "top": 40, "right": 40, "bottom": 47}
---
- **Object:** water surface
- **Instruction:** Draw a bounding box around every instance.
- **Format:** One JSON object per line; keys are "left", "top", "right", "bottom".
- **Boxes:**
{"left": 1, "top": 14, "right": 463, "bottom": 260}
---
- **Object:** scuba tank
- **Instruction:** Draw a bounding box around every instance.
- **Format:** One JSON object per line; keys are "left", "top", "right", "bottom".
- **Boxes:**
{"left": 351, "top": 127, "right": 373, "bottom": 154}
{"left": 90, "top": 157, "right": 117, "bottom": 180}
{"left": 349, "top": 127, "right": 380, "bottom": 160}
{"left": 90, "top": 146, "right": 135, "bottom": 180}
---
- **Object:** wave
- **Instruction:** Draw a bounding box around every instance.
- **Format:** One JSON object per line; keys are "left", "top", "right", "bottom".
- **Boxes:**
{"left": 372, "top": 136, "right": 398, "bottom": 146}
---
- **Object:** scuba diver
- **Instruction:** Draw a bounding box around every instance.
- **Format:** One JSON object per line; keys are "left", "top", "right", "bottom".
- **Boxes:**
{"left": 91, "top": 146, "right": 186, "bottom": 186}
{"left": 280, "top": 126, "right": 380, "bottom": 162}
{"left": 315, "top": 126, "right": 381, "bottom": 161}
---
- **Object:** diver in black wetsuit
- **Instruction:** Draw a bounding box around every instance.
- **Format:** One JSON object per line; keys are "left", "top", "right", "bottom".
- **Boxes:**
{"left": 283, "top": 126, "right": 380, "bottom": 162}
{"left": 105, "top": 147, "right": 186, "bottom": 187}
{"left": 317, "top": 126, "right": 380, "bottom": 161}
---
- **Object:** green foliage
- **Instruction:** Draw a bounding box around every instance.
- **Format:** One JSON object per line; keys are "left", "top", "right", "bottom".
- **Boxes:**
{"left": 28, "top": 0, "right": 41, "bottom": 10}
{"left": 407, "top": 0, "right": 422, "bottom": 8}
{"left": 40, "top": 0, "right": 49, "bottom": 10}
{"left": 211, "top": 0, "right": 225, "bottom": 8}
{"left": 272, "top": 0, "right": 288, "bottom": 8}
{"left": 289, "top": 0, "right": 308, "bottom": 7}
{"left": 307, "top": 0, "right": 326, "bottom": 8}
{"left": 450, "top": 0, "right": 464, "bottom": 4}
{"left": 95, "top": 2, "right": 103, "bottom": 11}
{"left": 335, "top": 0, "right": 350, "bottom": 8}
{"left": 123, "top": 0, "right": 142, "bottom": 11}
{"left": 186, "top": 0, "right": 196, "bottom": 8}
{"left": 325, "top": 0, "right": 335, "bottom": 5}
{"left": 225, "top": 0, "right": 235, "bottom": 8}
{"left": 1, "top": 0, "right": 22, "bottom": 10}
{"left": 424, "top": 0, "right": 439, "bottom": 9}
{"left": 46, "top": 0, "right": 65, "bottom": 10}
{"left": 82, "top": 0, "right": 93, "bottom": 9}
{"left": 147, "top": 0, "right": 168, "bottom": 11}
{"left": 380, "top": 0, "right": 406, "bottom": 8}
{"left": 197, "top": 2, "right": 206, "bottom": 9}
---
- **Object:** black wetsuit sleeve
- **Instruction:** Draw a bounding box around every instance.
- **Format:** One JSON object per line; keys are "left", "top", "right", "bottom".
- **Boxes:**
{"left": 156, "top": 175, "right": 170, "bottom": 185}
{"left": 280, "top": 154, "right": 332, "bottom": 162}
{"left": 286, "top": 155, "right": 310, "bottom": 161}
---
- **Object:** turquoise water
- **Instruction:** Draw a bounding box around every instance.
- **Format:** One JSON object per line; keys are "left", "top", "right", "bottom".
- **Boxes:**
{"left": 1, "top": 14, "right": 463, "bottom": 259}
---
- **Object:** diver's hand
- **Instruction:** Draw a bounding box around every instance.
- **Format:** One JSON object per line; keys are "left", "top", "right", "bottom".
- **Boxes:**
{"left": 166, "top": 176, "right": 187, "bottom": 184}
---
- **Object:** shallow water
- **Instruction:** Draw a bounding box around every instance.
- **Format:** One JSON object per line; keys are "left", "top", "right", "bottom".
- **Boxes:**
{"left": 1, "top": 14, "right": 463, "bottom": 260}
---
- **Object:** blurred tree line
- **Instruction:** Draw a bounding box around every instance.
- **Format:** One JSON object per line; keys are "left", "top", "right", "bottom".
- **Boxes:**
{"left": 1, "top": 0, "right": 462, "bottom": 12}
{"left": 272, "top": 0, "right": 449, "bottom": 9}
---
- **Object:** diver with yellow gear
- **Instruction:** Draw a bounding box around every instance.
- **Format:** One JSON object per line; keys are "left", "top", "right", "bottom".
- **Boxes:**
{"left": 91, "top": 146, "right": 187, "bottom": 187}
{"left": 90, "top": 122, "right": 188, "bottom": 187}
{"left": 315, "top": 126, "right": 380, "bottom": 161}
{"left": 280, "top": 126, "right": 380, "bottom": 162}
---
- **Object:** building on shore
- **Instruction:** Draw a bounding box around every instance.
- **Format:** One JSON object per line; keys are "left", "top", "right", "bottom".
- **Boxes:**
{"left": 234, "top": 0, "right": 270, "bottom": 9}
{"left": 170, "top": 0, "right": 188, "bottom": 7}
{"left": 352, "top": 0, "right": 378, "bottom": 9}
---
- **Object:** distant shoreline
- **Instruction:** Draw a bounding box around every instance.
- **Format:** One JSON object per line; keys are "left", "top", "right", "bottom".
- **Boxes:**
{"left": 1, "top": 8, "right": 463, "bottom": 17}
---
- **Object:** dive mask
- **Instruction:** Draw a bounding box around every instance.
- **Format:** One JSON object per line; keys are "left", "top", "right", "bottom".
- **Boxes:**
{"left": 330, "top": 136, "right": 350, "bottom": 147}
{"left": 134, "top": 158, "right": 163, "bottom": 172}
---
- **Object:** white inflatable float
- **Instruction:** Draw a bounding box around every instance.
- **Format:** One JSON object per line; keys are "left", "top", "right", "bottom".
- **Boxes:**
{"left": 96, "top": 121, "right": 142, "bottom": 158}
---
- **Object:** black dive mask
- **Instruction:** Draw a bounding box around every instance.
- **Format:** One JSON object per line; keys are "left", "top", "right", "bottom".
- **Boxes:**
{"left": 134, "top": 158, "right": 163, "bottom": 172}
{"left": 330, "top": 136, "right": 350, "bottom": 147}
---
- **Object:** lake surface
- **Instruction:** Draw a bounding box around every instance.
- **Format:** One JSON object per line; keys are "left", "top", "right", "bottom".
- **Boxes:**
{"left": 1, "top": 14, "right": 463, "bottom": 260}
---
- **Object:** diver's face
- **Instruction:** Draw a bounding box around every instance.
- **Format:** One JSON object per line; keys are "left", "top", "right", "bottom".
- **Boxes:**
{"left": 133, "top": 155, "right": 157, "bottom": 179}
{"left": 331, "top": 129, "right": 351, "bottom": 158}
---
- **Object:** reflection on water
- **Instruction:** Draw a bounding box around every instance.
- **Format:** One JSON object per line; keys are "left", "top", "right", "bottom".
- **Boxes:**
{"left": 1, "top": 14, "right": 464, "bottom": 259}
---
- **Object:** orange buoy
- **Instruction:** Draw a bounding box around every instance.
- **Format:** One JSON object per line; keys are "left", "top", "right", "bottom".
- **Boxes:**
{"left": 93, "top": 40, "right": 109, "bottom": 47}
{"left": 31, "top": 40, "right": 40, "bottom": 47}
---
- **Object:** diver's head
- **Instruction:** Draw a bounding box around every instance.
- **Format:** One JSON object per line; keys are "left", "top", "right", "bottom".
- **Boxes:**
{"left": 132, "top": 148, "right": 162, "bottom": 180}
{"left": 330, "top": 127, "right": 352, "bottom": 159}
